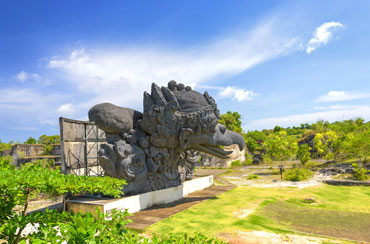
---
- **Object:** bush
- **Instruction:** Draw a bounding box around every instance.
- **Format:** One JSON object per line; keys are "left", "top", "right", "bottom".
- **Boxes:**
{"left": 244, "top": 153, "right": 253, "bottom": 166}
{"left": 247, "top": 174, "right": 259, "bottom": 180}
{"left": 284, "top": 168, "right": 313, "bottom": 181}
{"left": 0, "top": 158, "right": 227, "bottom": 244}
{"left": 230, "top": 160, "right": 242, "bottom": 167}
{"left": 352, "top": 163, "right": 369, "bottom": 181}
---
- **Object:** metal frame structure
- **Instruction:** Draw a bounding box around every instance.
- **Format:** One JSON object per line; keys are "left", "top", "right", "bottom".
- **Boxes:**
{"left": 59, "top": 117, "right": 106, "bottom": 176}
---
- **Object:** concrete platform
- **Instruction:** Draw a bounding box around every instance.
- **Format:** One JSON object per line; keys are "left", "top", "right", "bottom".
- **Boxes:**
{"left": 127, "top": 170, "right": 235, "bottom": 230}
{"left": 67, "top": 175, "right": 213, "bottom": 216}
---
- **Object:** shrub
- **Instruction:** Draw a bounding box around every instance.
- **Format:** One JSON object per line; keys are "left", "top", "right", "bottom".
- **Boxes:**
{"left": 230, "top": 160, "right": 242, "bottom": 167}
{"left": 243, "top": 153, "right": 253, "bottom": 166}
{"left": 247, "top": 174, "right": 259, "bottom": 180}
{"left": 0, "top": 158, "right": 226, "bottom": 244}
{"left": 284, "top": 168, "right": 313, "bottom": 181}
{"left": 352, "top": 163, "right": 369, "bottom": 181}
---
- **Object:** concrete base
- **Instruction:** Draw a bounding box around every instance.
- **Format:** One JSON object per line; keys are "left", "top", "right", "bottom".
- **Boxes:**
{"left": 67, "top": 175, "right": 213, "bottom": 216}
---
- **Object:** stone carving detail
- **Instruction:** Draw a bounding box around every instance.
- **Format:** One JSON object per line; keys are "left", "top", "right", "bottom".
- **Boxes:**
{"left": 89, "top": 81, "right": 245, "bottom": 195}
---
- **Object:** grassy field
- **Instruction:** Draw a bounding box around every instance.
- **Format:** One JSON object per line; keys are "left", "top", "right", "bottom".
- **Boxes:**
{"left": 147, "top": 184, "right": 370, "bottom": 242}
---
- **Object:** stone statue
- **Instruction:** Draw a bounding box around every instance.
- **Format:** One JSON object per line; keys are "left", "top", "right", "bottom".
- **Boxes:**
{"left": 88, "top": 81, "right": 245, "bottom": 195}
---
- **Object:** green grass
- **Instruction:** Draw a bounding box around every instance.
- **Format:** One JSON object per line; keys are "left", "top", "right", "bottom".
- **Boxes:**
{"left": 260, "top": 200, "right": 370, "bottom": 241}
{"left": 147, "top": 185, "right": 370, "bottom": 242}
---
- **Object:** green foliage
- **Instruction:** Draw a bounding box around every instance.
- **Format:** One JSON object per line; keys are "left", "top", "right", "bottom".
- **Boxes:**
{"left": 0, "top": 139, "right": 13, "bottom": 152}
{"left": 219, "top": 111, "right": 242, "bottom": 133}
{"left": 0, "top": 159, "right": 127, "bottom": 243}
{"left": 230, "top": 160, "right": 242, "bottom": 167}
{"left": 343, "top": 131, "right": 370, "bottom": 163}
{"left": 243, "top": 130, "right": 266, "bottom": 153}
{"left": 297, "top": 144, "right": 311, "bottom": 166}
{"left": 351, "top": 163, "right": 369, "bottom": 181}
{"left": 247, "top": 174, "right": 258, "bottom": 180}
{"left": 244, "top": 153, "right": 253, "bottom": 165}
{"left": 284, "top": 168, "right": 313, "bottom": 182}
{"left": 264, "top": 131, "right": 298, "bottom": 161}
{"left": 0, "top": 155, "right": 13, "bottom": 169}
{"left": 36, "top": 135, "right": 60, "bottom": 155}
{"left": 0, "top": 158, "right": 225, "bottom": 243}
{"left": 24, "top": 137, "right": 37, "bottom": 144}
{"left": 37, "top": 135, "right": 60, "bottom": 145}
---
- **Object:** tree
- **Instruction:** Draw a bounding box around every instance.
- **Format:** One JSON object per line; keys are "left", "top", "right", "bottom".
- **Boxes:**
{"left": 37, "top": 135, "right": 60, "bottom": 145}
{"left": 264, "top": 131, "right": 298, "bottom": 161}
{"left": 313, "top": 133, "right": 327, "bottom": 158}
{"left": 243, "top": 130, "right": 266, "bottom": 153}
{"left": 219, "top": 111, "right": 242, "bottom": 133}
{"left": 24, "top": 137, "right": 37, "bottom": 144}
{"left": 37, "top": 135, "right": 61, "bottom": 155}
{"left": 343, "top": 131, "right": 370, "bottom": 164}
{"left": 297, "top": 144, "right": 311, "bottom": 166}
{"left": 0, "top": 140, "right": 13, "bottom": 152}
{"left": 324, "top": 130, "right": 343, "bottom": 161}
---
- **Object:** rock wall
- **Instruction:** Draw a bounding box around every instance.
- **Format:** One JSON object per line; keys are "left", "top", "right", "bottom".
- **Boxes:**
{"left": 324, "top": 180, "right": 370, "bottom": 186}
{"left": 10, "top": 144, "right": 61, "bottom": 166}
{"left": 199, "top": 144, "right": 246, "bottom": 168}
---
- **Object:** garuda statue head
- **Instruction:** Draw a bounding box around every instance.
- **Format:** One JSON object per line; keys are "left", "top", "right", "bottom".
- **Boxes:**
{"left": 89, "top": 81, "right": 245, "bottom": 195}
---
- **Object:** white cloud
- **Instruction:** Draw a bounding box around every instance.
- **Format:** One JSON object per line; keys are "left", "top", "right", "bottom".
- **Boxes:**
{"left": 244, "top": 106, "right": 370, "bottom": 131}
{"left": 314, "top": 104, "right": 368, "bottom": 110}
{"left": 317, "top": 91, "right": 370, "bottom": 102}
{"left": 0, "top": 87, "right": 61, "bottom": 130}
{"left": 219, "top": 86, "right": 256, "bottom": 101}
{"left": 47, "top": 20, "right": 300, "bottom": 110}
{"left": 306, "top": 21, "right": 344, "bottom": 54}
{"left": 14, "top": 71, "right": 40, "bottom": 82}
{"left": 57, "top": 103, "right": 76, "bottom": 117}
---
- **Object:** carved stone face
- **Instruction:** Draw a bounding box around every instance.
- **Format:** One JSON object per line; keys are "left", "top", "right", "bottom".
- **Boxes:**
{"left": 115, "top": 141, "right": 147, "bottom": 182}
{"left": 139, "top": 81, "right": 244, "bottom": 159}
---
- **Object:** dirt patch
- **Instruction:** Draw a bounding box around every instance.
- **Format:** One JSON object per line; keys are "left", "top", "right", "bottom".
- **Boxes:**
{"left": 219, "top": 231, "right": 339, "bottom": 244}
{"left": 233, "top": 205, "right": 258, "bottom": 218}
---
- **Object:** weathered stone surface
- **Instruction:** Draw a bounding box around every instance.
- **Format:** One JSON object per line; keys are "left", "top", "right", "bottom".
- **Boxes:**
{"left": 319, "top": 162, "right": 370, "bottom": 176}
{"left": 324, "top": 180, "right": 370, "bottom": 186}
{"left": 199, "top": 144, "right": 246, "bottom": 168}
{"left": 10, "top": 144, "right": 61, "bottom": 166}
{"left": 88, "top": 81, "right": 245, "bottom": 195}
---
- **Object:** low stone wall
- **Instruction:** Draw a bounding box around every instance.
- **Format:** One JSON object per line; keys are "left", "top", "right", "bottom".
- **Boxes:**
{"left": 67, "top": 175, "right": 214, "bottom": 215}
{"left": 199, "top": 144, "right": 246, "bottom": 168}
{"left": 324, "top": 180, "right": 370, "bottom": 186}
{"left": 10, "top": 144, "right": 61, "bottom": 166}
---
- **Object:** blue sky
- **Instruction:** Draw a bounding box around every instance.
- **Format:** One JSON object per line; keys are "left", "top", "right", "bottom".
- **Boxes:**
{"left": 1, "top": 0, "right": 370, "bottom": 142}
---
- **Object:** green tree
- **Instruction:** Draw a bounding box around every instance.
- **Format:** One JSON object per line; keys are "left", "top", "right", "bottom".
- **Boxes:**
{"left": 313, "top": 133, "right": 328, "bottom": 158}
{"left": 219, "top": 111, "right": 242, "bottom": 133}
{"left": 343, "top": 130, "right": 370, "bottom": 164}
{"left": 264, "top": 131, "right": 298, "bottom": 161}
{"left": 243, "top": 130, "right": 266, "bottom": 153}
{"left": 0, "top": 140, "right": 13, "bottom": 152}
{"left": 24, "top": 137, "right": 37, "bottom": 144}
{"left": 37, "top": 135, "right": 60, "bottom": 155}
{"left": 297, "top": 144, "right": 311, "bottom": 166}
{"left": 38, "top": 135, "right": 60, "bottom": 145}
